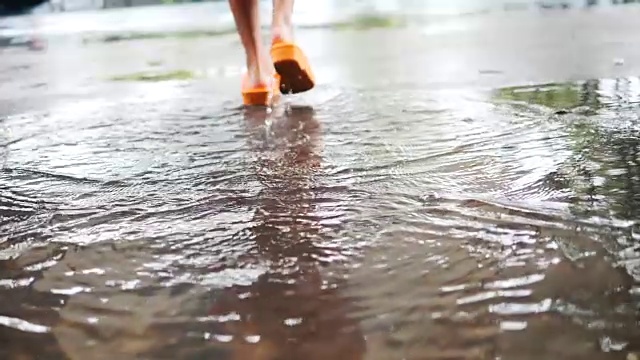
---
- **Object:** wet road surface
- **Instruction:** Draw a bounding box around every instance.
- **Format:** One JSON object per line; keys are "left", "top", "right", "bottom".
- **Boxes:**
{"left": 2, "top": 3, "right": 640, "bottom": 360}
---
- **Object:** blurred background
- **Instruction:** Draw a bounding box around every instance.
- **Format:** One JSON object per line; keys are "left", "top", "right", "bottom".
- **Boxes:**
{"left": 1, "top": 0, "right": 639, "bottom": 43}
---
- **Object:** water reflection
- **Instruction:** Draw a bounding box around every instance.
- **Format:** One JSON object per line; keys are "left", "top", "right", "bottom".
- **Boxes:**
{"left": 4, "top": 48, "right": 640, "bottom": 359}
{"left": 193, "top": 106, "right": 365, "bottom": 359}
{"left": 496, "top": 77, "right": 640, "bottom": 223}
{"left": 496, "top": 77, "right": 640, "bottom": 285}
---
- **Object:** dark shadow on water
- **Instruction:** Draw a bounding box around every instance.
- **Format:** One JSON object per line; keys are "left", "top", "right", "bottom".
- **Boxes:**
{"left": 191, "top": 105, "right": 366, "bottom": 360}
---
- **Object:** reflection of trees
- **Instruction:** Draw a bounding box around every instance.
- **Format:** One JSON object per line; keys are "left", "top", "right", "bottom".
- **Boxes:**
{"left": 495, "top": 77, "right": 640, "bottom": 222}
{"left": 567, "top": 124, "right": 640, "bottom": 220}
{"left": 495, "top": 76, "right": 640, "bottom": 287}
{"left": 496, "top": 81, "right": 595, "bottom": 111}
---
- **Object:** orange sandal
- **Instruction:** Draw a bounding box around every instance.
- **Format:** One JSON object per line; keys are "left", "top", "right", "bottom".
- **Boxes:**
{"left": 241, "top": 73, "right": 280, "bottom": 106}
{"left": 270, "top": 38, "right": 315, "bottom": 94}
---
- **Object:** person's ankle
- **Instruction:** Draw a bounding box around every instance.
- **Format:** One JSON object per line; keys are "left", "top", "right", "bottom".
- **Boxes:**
{"left": 246, "top": 58, "right": 275, "bottom": 88}
{"left": 271, "top": 20, "right": 293, "bottom": 44}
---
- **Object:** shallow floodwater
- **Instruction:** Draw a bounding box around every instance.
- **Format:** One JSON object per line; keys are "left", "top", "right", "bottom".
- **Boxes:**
{"left": 1, "top": 74, "right": 640, "bottom": 359}
{"left": 2, "top": 2, "right": 640, "bottom": 358}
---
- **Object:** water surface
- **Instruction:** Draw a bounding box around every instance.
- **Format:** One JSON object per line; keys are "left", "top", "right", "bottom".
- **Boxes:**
{"left": 2, "top": 75, "right": 640, "bottom": 359}
{"left": 2, "top": 2, "right": 640, "bottom": 359}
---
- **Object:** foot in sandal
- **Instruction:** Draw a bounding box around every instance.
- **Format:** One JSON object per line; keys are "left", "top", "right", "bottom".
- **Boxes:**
{"left": 270, "top": 0, "right": 315, "bottom": 95}
{"left": 242, "top": 55, "right": 280, "bottom": 106}
{"left": 229, "top": 0, "right": 313, "bottom": 105}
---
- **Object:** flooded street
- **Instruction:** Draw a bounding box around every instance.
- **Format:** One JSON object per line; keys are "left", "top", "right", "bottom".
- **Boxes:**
{"left": 2, "top": 1, "right": 640, "bottom": 359}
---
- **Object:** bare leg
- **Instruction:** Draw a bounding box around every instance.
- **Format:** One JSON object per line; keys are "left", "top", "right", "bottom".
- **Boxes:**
{"left": 271, "top": 0, "right": 294, "bottom": 43}
{"left": 229, "top": 0, "right": 274, "bottom": 87}
{"left": 270, "top": 0, "right": 315, "bottom": 94}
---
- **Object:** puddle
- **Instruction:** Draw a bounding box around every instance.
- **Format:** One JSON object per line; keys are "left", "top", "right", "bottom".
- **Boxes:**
{"left": 496, "top": 82, "right": 586, "bottom": 111}
{"left": 2, "top": 3, "right": 640, "bottom": 358}
{"left": 87, "top": 29, "right": 236, "bottom": 44}
{"left": 1, "top": 75, "right": 640, "bottom": 359}
{"left": 109, "top": 69, "right": 195, "bottom": 82}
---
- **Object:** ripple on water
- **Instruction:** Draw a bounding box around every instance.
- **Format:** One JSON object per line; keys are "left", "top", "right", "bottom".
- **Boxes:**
{"left": 0, "top": 79, "right": 639, "bottom": 359}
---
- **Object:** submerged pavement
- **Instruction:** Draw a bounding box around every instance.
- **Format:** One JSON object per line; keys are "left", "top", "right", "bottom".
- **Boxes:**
{"left": 1, "top": 3, "right": 640, "bottom": 360}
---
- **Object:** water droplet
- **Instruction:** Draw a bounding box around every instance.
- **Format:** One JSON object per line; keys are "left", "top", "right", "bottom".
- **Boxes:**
{"left": 284, "top": 317, "right": 303, "bottom": 326}
{"left": 245, "top": 335, "right": 261, "bottom": 343}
